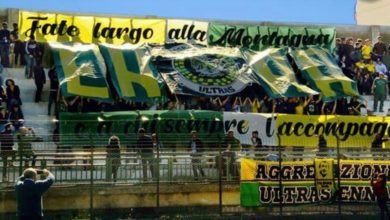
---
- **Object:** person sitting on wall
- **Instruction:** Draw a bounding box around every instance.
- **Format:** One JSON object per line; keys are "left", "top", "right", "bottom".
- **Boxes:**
{"left": 371, "top": 133, "right": 389, "bottom": 160}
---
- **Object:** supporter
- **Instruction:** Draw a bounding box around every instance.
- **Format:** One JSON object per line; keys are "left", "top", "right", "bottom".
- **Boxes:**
{"left": 351, "top": 41, "right": 363, "bottom": 63}
{"left": 5, "top": 79, "right": 21, "bottom": 110}
{"left": 335, "top": 37, "right": 341, "bottom": 61}
{"left": 220, "top": 96, "right": 232, "bottom": 111}
{"left": 0, "top": 107, "right": 9, "bottom": 130}
{"left": 9, "top": 34, "right": 15, "bottom": 68}
{"left": 152, "top": 133, "right": 163, "bottom": 151}
{"left": 0, "top": 84, "right": 6, "bottom": 107}
{"left": 24, "top": 35, "right": 38, "bottom": 78}
{"left": 373, "top": 36, "right": 387, "bottom": 60}
{"left": 17, "top": 127, "right": 38, "bottom": 168}
{"left": 321, "top": 100, "right": 337, "bottom": 115}
{"left": 295, "top": 96, "right": 310, "bottom": 115}
{"left": 188, "top": 130, "right": 205, "bottom": 180}
{"left": 10, "top": 26, "right": 24, "bottom": 67}
{"left": 348, "top": 97, "right": 366, "bottom": 115}
{"left": 372, "top": 72, "right": 388, "bottom": 112}
{"left": 285, "top": 97, "right": 299, "bottom": 114}
{"left": 375, "top": 58, "right": 388, "bottom": 74}
{"left": 9, "top": 104, "right": 24, "bottom": 130}
{"left": 136, "top": 128, "right": 156, "bottom": 181}
{"left": 273, "top": 98, "right": 287, "bottom": 113}
{"left": 371, "top": 133, "right": 389, "bottom": 160}
{"left": 232, "top": 97, "right": 242, "bottom": 112}
{"left": 359, "top": 73, "right": 373, "bottom": 95}
{"left": 15, "top": 168, "right": 54, "bottom": 220}
{"left": 47, "top": 66, "right": 59, "bottom": 116}
{"left": 371, "top": 172, "right": 390, "bottom": 220}
{"left": 80, "top": 98, "right": 98, "bottom": 113}
{"left": 220, "top": 130, "right": 241, "bottom": 178}
{"left": 337, "top": 37, "right": 346, "bottom": 61}
{"left": 259, "top": 95, "right": 272, "bottom": 113}
{"left": 1, "top": 123, "right": 15, "bottom": 181}
{"left": 241, "top": 97, "right": 252, "bottom": 113}
{"left": 250, "top": 97, "right": 261, "bottom": 113}
{"left": 250, "top": 130, "right": 263, "bottom": 155}
{"left": 0, "top": 22, "right": 10, "bottom": 67}
{"left": 62, "top": 96, "right": 80, "bottom": 112}
{"left": 305, "top": 95, "right": 322, "bottom": 115}
{"left": 317, "top": 134, "right": 328, "bottom": 157}
{"left": 209, "top": 97, "right": 223, "bottom": 111}
{"left": 362, "top": 39, "right": 373, "bottom": 61}
{"left": 336, "top": 98, "right": 349, "bottom": 115}
{"left": 106, "top": 135, "right": 121, "bottom": 182}
{"left": 342, "top": 37, "right": 355, "bottom": 76}
{"left": 33, "top": 60, "right": 46, "bottom": 103}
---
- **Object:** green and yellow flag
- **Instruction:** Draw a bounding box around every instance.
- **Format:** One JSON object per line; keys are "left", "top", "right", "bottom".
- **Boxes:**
{"left": 242, "top": 48, "right": 318, "bottom": 98}
{"left": 289, "top": 47, "right": 359, "bottom": 100}
{"left": 99, "top": 44, "right": 167, "bottom": 103}
{"left": 50, "top": 42, "right": 112, "bottom": 101}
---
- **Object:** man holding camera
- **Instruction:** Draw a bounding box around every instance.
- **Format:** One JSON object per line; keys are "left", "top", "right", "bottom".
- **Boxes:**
{"left": 15, "top": 168, "right": 55, "bottom": 220}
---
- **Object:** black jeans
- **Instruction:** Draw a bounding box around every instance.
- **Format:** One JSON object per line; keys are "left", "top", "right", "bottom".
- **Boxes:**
{"left": 47, "top": 91, "right": 58, "bottom": 115}
{"left": 377, "top": 195, "right": 390, "bottom": 220}
{"left": 35, "top": 83, "right": 44, "bottom": 102}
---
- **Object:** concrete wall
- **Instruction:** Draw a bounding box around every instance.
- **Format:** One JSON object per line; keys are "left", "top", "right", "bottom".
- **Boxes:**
{"left": 0, "top": 183, "right": 240, "bottom": 213}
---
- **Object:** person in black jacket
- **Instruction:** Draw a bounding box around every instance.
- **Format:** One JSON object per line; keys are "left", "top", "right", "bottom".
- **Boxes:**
{"left": 24, "top": 35, "right": 38, "bottom": 78}
{"left": 5, "top": 79, "right": 22, "bottom": 111}
{"left": 0, "top": 22, "right": 10, "bottom": 67}
{"left": 33, "top": 61, "right": 46, "bottom": 103}
{"left": 136, "top": 128, "right": 156, "bottom": 181}
{"left": 372, "top": 133, "right": 389, "bottom": 160}
{"left": 188, "top": 130, "right": 205, "bottom": 179}
{"left": 0, "top": 123, "right": 15, "bottom": 180}
{"left": 16, "top": 168, "right": 54, "bottom": 220}
{"left": 47, "top": 65, "right": 59, "bottom": 116}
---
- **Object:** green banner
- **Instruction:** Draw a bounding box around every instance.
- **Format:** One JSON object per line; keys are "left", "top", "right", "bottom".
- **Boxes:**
{"left": 99, "top": 44, "right": 168, "bottom": 103}
{"left": 289, "top": 47, "right": 359, "bottom": 100}
{"left": 59, "top": 110, "right": 224, "bottom": 148}
{"left": 50, "top": 42, "right": 112, "bottom": 101}
{"left": 208, "top": 24, "right": 336, "bottom": 51}
{"left": 242, "top": 48, "right": 318, "bottom": 98}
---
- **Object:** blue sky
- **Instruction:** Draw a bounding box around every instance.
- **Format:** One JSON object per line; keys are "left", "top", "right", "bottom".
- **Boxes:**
{"left": 1, "top": 0, "right": 356, "bottom": 25}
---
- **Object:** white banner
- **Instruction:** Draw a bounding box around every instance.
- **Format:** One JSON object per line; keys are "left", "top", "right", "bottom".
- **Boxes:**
{"left": 223, "top": 112, "right": 276, "bottom": 146}
{"left": 166, "top": 19, "right": 209, "bottom": 45}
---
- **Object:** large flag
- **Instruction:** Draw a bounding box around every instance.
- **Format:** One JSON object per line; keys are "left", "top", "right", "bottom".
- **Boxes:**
{"left": 50, "top": 42, "right": 112, "bottom": 101}
{"left": 242, "top": 48, "right": 318, "bottom": 98}
{"left": 289, "top": 47, "right": 359, "bottom": 100}
{"left": 99, "top": 44, "right": 168, "bottom": 103}
{"left": 152, "top": 44, "right": 254, "bottom": 96}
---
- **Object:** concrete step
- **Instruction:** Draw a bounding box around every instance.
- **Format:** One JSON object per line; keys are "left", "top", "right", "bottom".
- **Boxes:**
{"left": 3, "top": 67, "right": 54, "bottom": 143}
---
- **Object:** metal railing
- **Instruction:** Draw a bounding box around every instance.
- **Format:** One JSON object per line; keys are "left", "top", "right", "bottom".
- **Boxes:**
{"left": 1, "top": 145, "right": 389, "bottom": 184}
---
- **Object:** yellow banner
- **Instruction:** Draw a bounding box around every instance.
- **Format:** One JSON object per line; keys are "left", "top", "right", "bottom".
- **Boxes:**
{"left": 19, "top": 11, "right": 166, "bottom": 45}
{"left": 240, "top": 159, "right": 315, "bottom": 181}
{"left": 276, "top": 114, "right": 389, "bottom": 148}
{"left": 241, "top": 158, "right": 390, "bottom": 181}
{"left": 314, "top": 158, "right": 334, "bottom": 190}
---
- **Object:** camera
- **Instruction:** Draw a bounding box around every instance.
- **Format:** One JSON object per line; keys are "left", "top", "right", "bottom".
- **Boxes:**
{"left": 36, "top": 169, "right": 44, "bottom": 175}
